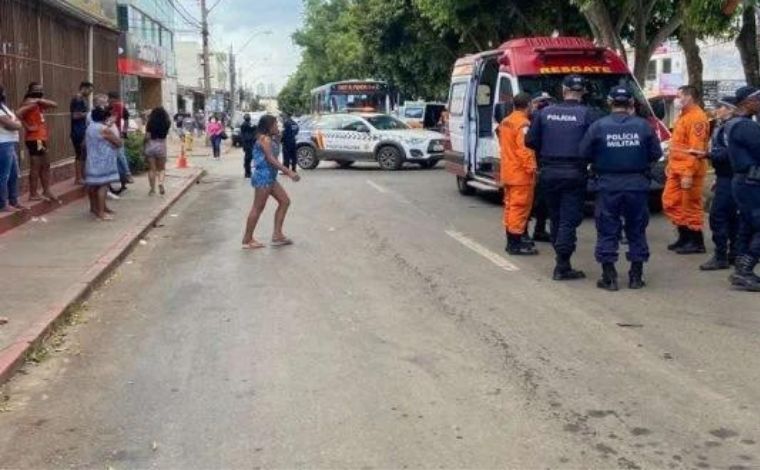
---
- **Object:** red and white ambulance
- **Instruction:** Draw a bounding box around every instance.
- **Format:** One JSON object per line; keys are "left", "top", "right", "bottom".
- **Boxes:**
{"left": 445, "top": 37, "right": 670, "bottom": 197}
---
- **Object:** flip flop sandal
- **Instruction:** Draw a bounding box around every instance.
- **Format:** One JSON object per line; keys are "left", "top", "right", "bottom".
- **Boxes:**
{"left": 242, "top": 242, "right": 265, "bottom": 250}
{"left": 270, "top": 238, "right": 294, "bottom": 247}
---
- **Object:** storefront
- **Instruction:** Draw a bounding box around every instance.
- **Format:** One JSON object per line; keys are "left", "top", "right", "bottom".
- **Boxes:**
{"left": 116, "top": 0, "right": 177, "bottom": 117}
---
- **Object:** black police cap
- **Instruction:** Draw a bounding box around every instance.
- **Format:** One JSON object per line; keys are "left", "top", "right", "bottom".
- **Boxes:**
{"left": 562, "top": 74, "right": 586, "bottom": 92}
{"left": 608, "top": 86, "right": 633, "bottom": 103}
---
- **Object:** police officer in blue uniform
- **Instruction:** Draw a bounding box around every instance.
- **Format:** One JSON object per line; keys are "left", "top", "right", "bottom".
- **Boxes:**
{"left": 281, "top": 112, "right": 300, "bottom": 172}
{"left": 725, "top": 86, "right": 760, "bottom": 291}
{"left": 526, "top": 75, "right": 600, "bottom": 280}
{"left": 700, "top": 97, "right": 740, "bottom": 271}
{"left": 580, "top": 87, "right": 662, "bottom": 290}
{"left": 529, "top": 92, "right": 555, "bottom": 243}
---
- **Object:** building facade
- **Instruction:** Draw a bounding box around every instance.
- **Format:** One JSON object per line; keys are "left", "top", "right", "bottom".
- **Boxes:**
{"left": 0, "top": 0, "right": 119, "bottom": 180}
{"left": 175, "top": 39, "right": 229, "bottom": 114}
{"left": 116, "top": 0, "right": 177, "bottom": 116}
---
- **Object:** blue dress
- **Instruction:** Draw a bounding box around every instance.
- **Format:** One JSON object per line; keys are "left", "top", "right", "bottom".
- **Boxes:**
{"left": 251, "top": 138, "right": 280, "bottom": 188}
{"left": 84, "top": 123, "right": 120, "bottom": 186}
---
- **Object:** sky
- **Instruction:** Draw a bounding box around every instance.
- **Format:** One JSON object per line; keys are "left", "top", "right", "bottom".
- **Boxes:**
{"left": 177, "top": 0, "right": 304, "bottom": 93}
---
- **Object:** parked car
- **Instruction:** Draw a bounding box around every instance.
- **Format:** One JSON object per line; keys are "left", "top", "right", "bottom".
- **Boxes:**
{"left": 295, "top": 113, "right": 447, "bottom": 170}
{"left": 399, "top": 101, "right": 447, "bottom": 131}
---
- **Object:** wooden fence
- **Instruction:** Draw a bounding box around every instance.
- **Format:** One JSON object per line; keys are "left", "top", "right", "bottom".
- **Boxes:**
{"left": 0, "top": 0, "right": 119, "bottom": 173}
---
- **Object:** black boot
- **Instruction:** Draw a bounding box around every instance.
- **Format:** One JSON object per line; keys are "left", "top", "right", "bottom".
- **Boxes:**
{"left": 729, "top": 255, "right": 760, "bottom": 291}
{"left": 667, "top": 226, "right": 688, "bottom": 251}
{"left": 629, "top": 261, "right": 646, "bottom": 289}
{"left": 553, "top": 255, "right": 585, "bottom": 281}
{"left": 596, "top": 263, "right": 619, "bottom": 291}
{"left": 700, "top": 253, "right": 730, "bottom": 271}
{"left": 521, "top": 232, "right": 536, "bottom": 247}
{"left": 506, "top": 233, "right": 539, "bottom": 256}
{"left": 532, "top": 224, "right": 551, "bottom": 243}
{"left": 675, "top": 229, "right": 707, "bottom": 255}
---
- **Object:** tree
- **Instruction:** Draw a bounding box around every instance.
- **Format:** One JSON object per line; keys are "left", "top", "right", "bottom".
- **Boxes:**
{"left": 735, "top": 1, "right": 760, "bottom": 86}
{"left": 573, "top": 0, "right": 684, "bottom": 83}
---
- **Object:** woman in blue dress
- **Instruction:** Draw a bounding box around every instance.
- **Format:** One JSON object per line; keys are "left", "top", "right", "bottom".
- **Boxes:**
{"left": 242, "top": 114, "right": 300, "bottom": 249}
{"left": 85, "top": 107, "right": 122, "bottom": 221}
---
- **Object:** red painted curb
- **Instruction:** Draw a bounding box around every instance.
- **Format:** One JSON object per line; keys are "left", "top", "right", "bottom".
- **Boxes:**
{"left": 0, "top": 168, "right": 205, "bottom": 385}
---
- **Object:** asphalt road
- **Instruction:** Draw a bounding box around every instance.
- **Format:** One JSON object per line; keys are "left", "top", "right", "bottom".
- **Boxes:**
{"left": 1, "top": 156, "right": 759, "bottom": 470}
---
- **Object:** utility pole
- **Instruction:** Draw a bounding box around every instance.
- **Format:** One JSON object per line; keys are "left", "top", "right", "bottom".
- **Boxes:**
{"left": 229, "top": 43, "right": 236, "bottom": 117}
{"left": 201, "top": 0, "right": 212, "bottom": 117}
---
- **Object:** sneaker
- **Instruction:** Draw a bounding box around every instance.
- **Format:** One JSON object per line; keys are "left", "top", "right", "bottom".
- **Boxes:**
{"left": 107, "top": 191, "right": 120, "bottom": 200}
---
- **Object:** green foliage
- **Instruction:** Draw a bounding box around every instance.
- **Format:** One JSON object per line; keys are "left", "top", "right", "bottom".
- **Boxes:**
{"left": 279, "top": 0, "right": 589, "bottom": 115}
{"left": 125, "top": 132, "right": 147, "bottom": 174}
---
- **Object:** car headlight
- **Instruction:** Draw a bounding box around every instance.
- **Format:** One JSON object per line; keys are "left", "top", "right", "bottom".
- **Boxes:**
{"left": 405, "top": 137, "right": 426, "bottom": 145}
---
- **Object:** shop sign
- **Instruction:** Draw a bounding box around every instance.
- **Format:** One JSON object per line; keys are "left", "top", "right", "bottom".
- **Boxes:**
{"left": 118, "top": 34, "right": 165, "bottom": 78}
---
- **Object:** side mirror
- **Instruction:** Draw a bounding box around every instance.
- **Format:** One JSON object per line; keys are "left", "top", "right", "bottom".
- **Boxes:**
{"left": 494, "top": 102, "right": 513, "bottom": 123}
{"left": 649, "top": 98, "right": 666, "bottom": 121}
{"left": 356, "top": 124, "right": 370, "bottom": 133}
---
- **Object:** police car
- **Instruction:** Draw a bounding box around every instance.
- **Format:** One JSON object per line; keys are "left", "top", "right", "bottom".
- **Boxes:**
{"left": 296, "top": 113, "right": 447, "bottom": 170}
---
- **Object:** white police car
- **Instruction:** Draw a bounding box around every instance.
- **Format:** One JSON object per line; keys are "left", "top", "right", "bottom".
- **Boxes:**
{"left": 296, "top": 113, "right": 447, "bottom": 170}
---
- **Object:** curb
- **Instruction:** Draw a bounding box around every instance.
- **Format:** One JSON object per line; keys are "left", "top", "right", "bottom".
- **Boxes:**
{"left": 0, "top": 168, "right": 205, "bottom": 386}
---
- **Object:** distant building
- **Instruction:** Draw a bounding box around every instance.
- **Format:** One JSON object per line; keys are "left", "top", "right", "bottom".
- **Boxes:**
{"left": 116, "top": 0, "right": 178, "bottom": 115}
{"left": 256, "top": 82, "right": 267, "bottom": 97}
{"left": 175, "top": 40, "right": 230, "bottom": 113}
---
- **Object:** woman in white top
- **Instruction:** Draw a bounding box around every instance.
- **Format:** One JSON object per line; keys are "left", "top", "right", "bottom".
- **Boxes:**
{"left": 0, "top": 84, "right": 29, "bottom": 212}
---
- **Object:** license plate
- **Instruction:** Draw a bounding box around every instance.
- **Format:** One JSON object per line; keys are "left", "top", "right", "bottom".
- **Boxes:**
{"left": 432, "top": 144, "right": 444, "bottom": 152}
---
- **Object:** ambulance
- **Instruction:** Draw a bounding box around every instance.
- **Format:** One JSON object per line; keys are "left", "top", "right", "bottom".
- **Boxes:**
{"left": 445, "top": 37, "right": 670, "bottom": 198}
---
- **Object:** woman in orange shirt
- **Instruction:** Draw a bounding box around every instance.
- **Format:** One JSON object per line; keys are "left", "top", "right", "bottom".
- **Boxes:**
{"left": 18, "top": 82, "right": 58, "bottom": 202}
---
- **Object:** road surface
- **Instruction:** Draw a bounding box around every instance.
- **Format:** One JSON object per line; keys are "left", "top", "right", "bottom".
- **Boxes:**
{"left": 1, "top": 157, "right": 759, "bottom": 469}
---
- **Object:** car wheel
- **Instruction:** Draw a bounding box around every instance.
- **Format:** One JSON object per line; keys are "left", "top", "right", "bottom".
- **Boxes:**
{"left": 297, "top": 146, "right": 319, "bottom": 170}
{"left": 377, "top": 145, "right": 403, "bottom": 171}
{"left": 336, "top": 160, "right": 354, "bottom": 169}
{"left": 457, "top": 176, "right": 475, "bottom": 195}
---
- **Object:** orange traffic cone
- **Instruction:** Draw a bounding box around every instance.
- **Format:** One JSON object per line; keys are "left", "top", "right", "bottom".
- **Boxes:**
{"left": 176, "top": 141, "right": 190, "bottom": 169}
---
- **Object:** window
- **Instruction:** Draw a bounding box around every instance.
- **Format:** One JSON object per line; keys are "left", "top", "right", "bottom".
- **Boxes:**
{"left": 316, "top": 115, "right": 345, "bottom": 130}
{"left": 404, "top": 107, "right": 424, "bottom": 119}
{"left": 662, "top": 58, "right": 672, "bottom": 74}
{"left": 342, "top": 118, "right": 368, "bottom": 131}
{"left": 646, "top": 60, "right": 657, "bottom": 81}
{"left": 366, "top": 115, "right": 408, "bottom": 130}
{"left": 497, "top": 76, "right": 513, "bottom": 103}
{"left": 117, "top": 5, "right": 129, "bottom": 31}
{"left": 448, "top": 82, "right": 467, "bottom": 116}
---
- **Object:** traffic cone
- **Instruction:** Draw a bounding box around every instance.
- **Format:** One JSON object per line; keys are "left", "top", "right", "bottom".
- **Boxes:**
{"left": 176, "top": 140, "right": 190, "bottom": 169}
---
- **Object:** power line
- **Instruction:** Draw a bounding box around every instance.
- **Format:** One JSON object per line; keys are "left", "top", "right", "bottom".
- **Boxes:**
{"left": 168, "top": 0, "right": 201, "bottom": 29}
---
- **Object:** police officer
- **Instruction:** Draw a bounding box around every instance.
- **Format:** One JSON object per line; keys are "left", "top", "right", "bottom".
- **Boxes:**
{"left": 700, "top": 97, "right": 740, "bottom": 270}
{"left": 240, "top": 114, "right": 257, "bottom": 178}
{"left": 281, "top": 112, "right": 299, "bottom": 172}
{"left": 580, "top": 87, "right": 663, "bottom": 290}
{"left": 725, "top": 86, "right": 760, "bottom": 291}
{"left": 526, "top": 75, "right": 599, "bottom": 280}
{"left": 529, "top": 92, "right": 555, "bottom": 243}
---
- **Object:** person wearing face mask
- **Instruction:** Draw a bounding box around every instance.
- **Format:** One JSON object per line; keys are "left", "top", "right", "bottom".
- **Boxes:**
{"left": 662, "top": 85, "right": 710, "bottom": 255}
{"left": 71, "top": 81, "right": 93, "bottom": 185}
{"left": 18, "top": 82, "right": 58, "bottom": 202}
{"left": 724, "top": 86, "right": 760, "bottom": 291}
{"left": 700, "top": 97, "right": 740, "bottom": 271}
{"left": 0, "top": 84, "right": 29, "bottom": 212}
{"left": 207, "top": 115, "right": 224, "bottom": 159}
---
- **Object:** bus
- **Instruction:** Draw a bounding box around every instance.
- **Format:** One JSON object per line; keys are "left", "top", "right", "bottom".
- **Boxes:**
{"left": 310, "top": 80, "right": 394, "bottom": 115}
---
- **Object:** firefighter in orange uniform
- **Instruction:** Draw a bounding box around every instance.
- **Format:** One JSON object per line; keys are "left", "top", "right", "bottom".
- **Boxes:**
{"left": 663, "top": 85, "right": 710, "bottom": 254}
{"left": 500, "top": 93, "right": 539, "bottom": 255}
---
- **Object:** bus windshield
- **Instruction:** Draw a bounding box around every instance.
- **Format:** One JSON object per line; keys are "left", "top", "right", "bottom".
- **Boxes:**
{"left": 518, "top": 74, "right": 653, "bottom": 118}
{"left": 329, "top": 94, "right": 388, "bottom": 113}
{"left": 311, "top": 81, "right": 393, "bottom": 114}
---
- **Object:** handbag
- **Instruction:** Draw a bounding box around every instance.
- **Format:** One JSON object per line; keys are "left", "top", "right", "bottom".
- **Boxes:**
{"left": 220, "top": 131, "right": 229, "bottom": 140}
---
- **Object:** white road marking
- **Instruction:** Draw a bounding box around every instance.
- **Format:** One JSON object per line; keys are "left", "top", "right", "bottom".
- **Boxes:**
{"left": 366, "top": 179, "right": 389, "bottom": 193}
{"left": 445, "top": 230, "right": 520, "bottom": 272}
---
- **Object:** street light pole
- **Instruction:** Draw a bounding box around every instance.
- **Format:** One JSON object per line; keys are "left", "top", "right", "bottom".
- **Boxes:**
{"left": 230, "top": 43, "right": 236, "bottom": 117}
{"left": 201, "top": 0, "right": 212, "bottom": 117}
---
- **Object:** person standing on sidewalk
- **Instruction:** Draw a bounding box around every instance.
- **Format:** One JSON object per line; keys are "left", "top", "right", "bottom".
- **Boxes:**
{"left": 144, "top": 107, "right": 171, "bottom": 196}
{"left": 242, "top": 114, "right": 300, "bottom": 249}
{"left": 662, "top": 85, "right": 710, "bottom": 255}
{"left": 108, "top": 92, "right": 134, "bottom": 193}
{"left": 18, "top": 82, "right": 58, "bottom": 203}
{"left": 240, "top": 114, "right": 257, "bottom": 178}
{"left": 71, "top": 81, "right": 93, "bottom": 185}
{"left": 207, "top": 116, "right": 224, "bottom": 159}
{"left": 0, "top": 84, "right": 27, "bottom": 212}
{"left": 85, "top": 107, "right": 122, "bottom": 221}
{"left": 281, "top": 112, "right": 299, "bottom": 172}
{"left": 700, "top": 97, "right": 740, "bottom": 271}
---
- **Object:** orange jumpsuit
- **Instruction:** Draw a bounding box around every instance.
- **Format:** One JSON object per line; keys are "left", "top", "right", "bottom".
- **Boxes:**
{"left": 499, "top": 109, "right": 537, "bottom": 235}
{"left": 662, "top": 104, "right": 710, "bottom": 230}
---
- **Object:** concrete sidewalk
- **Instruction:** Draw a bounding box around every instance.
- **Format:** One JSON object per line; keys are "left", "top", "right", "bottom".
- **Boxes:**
{"left": 0, "top": 164, "right": 205, "bottom": 384}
